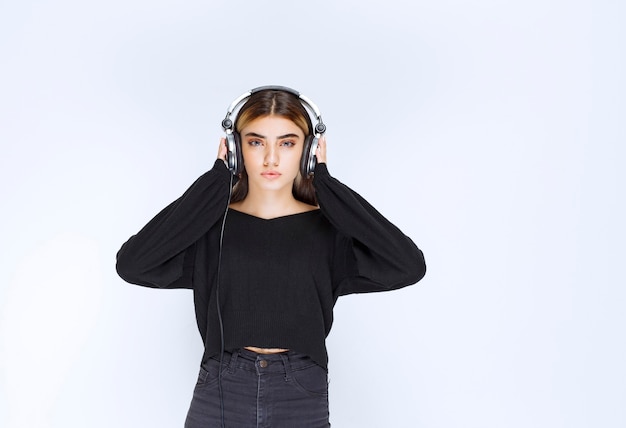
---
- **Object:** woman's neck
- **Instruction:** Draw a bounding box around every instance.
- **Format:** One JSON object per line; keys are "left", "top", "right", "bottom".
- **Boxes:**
{"left": 230, "top": 188, "right": 316, "bottom": 220}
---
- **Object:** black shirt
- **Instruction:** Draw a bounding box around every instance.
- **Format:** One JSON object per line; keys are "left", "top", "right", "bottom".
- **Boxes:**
{"left": 116, "top": 160, "right": 426, "bottom": 368}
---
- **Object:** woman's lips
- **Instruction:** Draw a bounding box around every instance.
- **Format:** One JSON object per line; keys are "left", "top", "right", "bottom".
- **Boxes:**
{"left": 261, "top": 170, "right": 281, "bottom": 179}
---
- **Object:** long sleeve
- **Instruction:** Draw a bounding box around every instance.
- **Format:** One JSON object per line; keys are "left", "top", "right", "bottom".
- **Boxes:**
{"left": 116, "top": 160, "right": 235, "bottom": 289}
{"left": 313, "top": 163, "right": 426, "bottom": 296}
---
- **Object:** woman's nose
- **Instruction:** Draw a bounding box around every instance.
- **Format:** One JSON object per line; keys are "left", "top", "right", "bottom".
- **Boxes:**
{"left": 264, "top": 146, "right": 278, "bottom": 166}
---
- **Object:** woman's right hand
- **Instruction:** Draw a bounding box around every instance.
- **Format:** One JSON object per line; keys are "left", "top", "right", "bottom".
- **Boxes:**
{"left": 217, "top": 137, "right": 227, "bottom": 162}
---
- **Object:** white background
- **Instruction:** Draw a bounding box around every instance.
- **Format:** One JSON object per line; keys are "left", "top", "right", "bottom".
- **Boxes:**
{"left": 1, "top": 1, "right": 624, "bottom": 427}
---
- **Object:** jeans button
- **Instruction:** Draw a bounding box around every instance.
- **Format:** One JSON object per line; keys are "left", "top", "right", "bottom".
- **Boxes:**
{"left": 259, "top": 360, "right": 268, "bottom": 368}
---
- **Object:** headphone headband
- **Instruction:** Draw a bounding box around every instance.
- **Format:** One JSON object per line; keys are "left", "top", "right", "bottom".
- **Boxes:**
{"left": 222, "top": 86, "right": 325, "bottom": 135}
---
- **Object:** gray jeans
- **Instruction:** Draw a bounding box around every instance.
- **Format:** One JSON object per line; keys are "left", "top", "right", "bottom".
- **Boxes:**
{"left": 185, "top": 348, "right": 330, "bottom": 428}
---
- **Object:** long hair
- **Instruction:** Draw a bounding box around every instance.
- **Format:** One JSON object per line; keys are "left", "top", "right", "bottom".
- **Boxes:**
{"left": 230, "top": 90, "right": 318, "bottom": 206}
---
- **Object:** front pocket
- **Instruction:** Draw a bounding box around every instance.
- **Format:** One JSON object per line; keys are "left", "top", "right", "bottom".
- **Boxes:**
{"left": 195, "top": 359, "right": 228, "bottom": 390}
{"left": 288, "top": 364, "right": 329, "bottom": 397}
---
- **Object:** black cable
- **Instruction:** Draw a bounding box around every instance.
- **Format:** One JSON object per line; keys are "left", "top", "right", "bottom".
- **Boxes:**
{"left": 216, "top": 171, "right": 234, "bottom": 428}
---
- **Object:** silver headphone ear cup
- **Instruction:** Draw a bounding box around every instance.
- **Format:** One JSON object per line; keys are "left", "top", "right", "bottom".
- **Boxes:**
{"left": 225, "top": 132, "right": 242, "bottom": 175}
{"left": 301, "top": 135, "right": 319, "bottom": 178}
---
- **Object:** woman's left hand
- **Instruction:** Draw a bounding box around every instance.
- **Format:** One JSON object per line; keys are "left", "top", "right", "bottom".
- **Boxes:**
{"left": 316, "top": 136, "right": 327, "bottom": 164}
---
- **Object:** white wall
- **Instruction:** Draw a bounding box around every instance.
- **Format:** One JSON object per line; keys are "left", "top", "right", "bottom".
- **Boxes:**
{"left": 1, "top": 1, "right": 624, "bottom": 427}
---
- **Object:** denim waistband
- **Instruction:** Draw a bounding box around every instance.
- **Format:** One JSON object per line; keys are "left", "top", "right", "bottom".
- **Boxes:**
{"left": 212, "top": 348, "right": 323, "bottom": 375}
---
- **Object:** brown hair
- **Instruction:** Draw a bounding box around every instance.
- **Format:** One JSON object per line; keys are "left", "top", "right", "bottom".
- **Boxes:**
{"left": 230, "top": 90, "right": 318, "bottom": 206}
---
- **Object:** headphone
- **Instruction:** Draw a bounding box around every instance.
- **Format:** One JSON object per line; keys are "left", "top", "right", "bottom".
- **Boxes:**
{"left": 221, "top": 85, "right": 326, "bottom": 177}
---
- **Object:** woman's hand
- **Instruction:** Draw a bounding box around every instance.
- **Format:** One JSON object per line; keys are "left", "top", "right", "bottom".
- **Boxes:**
{"left": 316, "top": 136, "right": 327, "bottom": 164}
{"left": 217, "top": 137, "right": 227, "bottom": 162}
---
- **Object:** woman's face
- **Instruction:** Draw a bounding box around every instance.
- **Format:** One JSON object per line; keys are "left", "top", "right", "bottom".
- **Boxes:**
{"left": 239, "top": 115, "right": 306, "bottom": 194}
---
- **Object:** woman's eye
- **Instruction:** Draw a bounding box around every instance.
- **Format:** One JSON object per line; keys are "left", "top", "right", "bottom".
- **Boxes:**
{"left": 248, "top": 140, "right": 262, "bottom": 147}
{"left": 281, "top": 141, "right": 296, "bottom": 147}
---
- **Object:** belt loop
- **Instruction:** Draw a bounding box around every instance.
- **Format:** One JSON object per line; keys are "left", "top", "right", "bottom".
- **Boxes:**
{"left": 228, "top": 349, "right": 239, "bottom": 374}
{"left": 279, "top": 352, "right": 292, "bottom": 381}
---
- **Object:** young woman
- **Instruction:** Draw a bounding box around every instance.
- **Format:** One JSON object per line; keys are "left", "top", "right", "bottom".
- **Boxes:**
{"left": 116, "top": 87, "right": 426, "bottom": 427}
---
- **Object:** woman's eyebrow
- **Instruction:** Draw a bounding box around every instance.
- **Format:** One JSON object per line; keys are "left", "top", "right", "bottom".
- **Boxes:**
{"left": 243, "top": 132, "right": 265, "bottom": 139}
{"left": 277, "top": 133, "right": 300, "bottom": 139}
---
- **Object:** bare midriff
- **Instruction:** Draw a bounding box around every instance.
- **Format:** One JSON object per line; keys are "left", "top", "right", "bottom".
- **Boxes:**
{"left": 244, "top": 346, "right": 289, "bottom": 354}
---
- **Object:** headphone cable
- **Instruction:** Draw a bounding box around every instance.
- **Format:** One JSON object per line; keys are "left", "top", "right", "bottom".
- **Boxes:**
{"left": 216, "top": 171, "right": 234, "bottom": 428}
